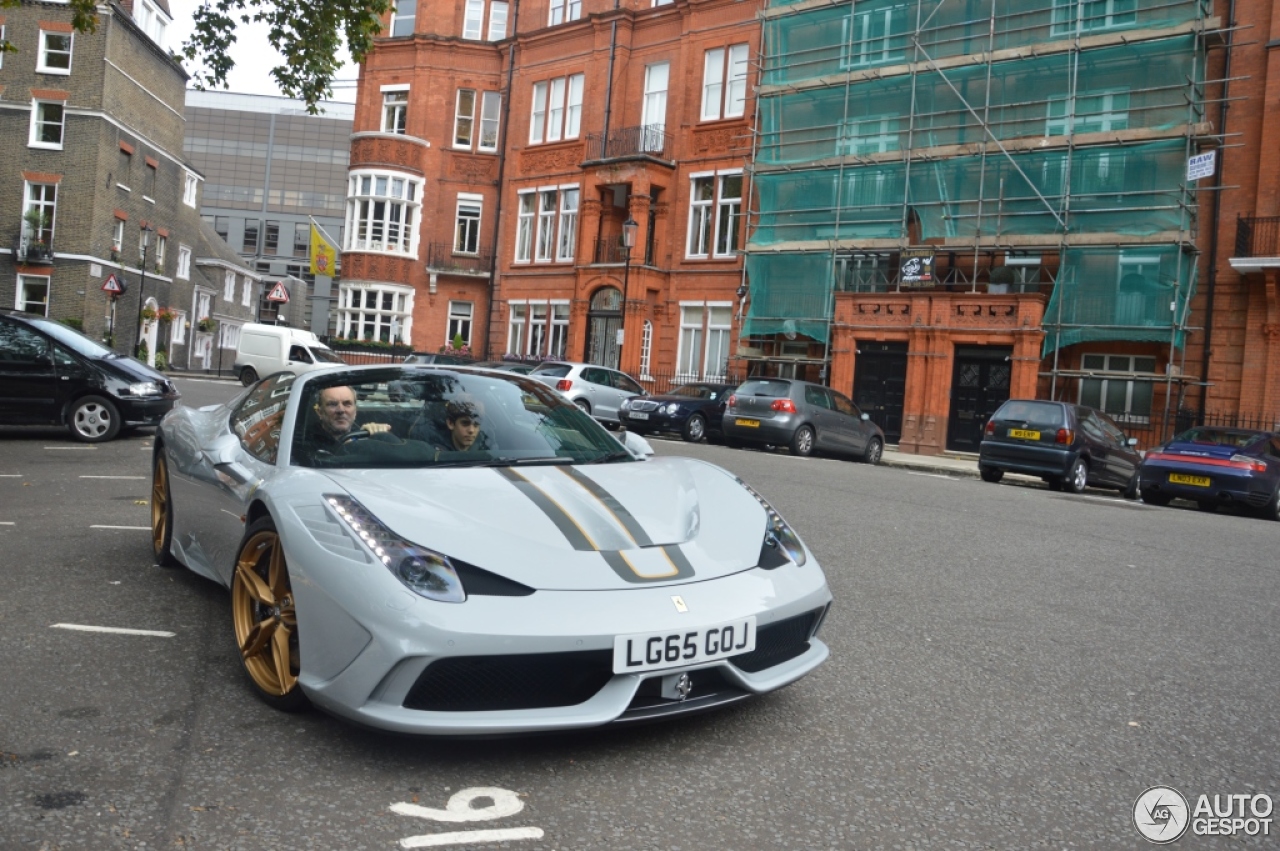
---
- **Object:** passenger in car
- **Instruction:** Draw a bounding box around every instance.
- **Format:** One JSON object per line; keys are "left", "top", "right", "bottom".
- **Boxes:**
{"left": 438, "top": 396, "right": 490, "bottom": 452}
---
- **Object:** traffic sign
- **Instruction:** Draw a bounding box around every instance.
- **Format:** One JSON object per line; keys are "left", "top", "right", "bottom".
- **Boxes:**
{"left": 266, "top": 281, "right": 290, "bottom": 303}
{"left": 101, "top": 274, "right": 124, "bottom": 295}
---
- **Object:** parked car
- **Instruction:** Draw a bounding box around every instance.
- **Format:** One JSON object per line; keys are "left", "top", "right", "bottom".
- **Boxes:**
{"left": 1138, "top": 426, "right": 1280, "bottom": 517}
{"left": 234, "top": 323, "right": 345, "bottom": 386}
{"left": 620, "top": 382, "right": 738, "bottom": 443}
{"left": 404, "top": 352, "right": 475, "bottom": 366}
{"left": 978, "top": 399, "right": 1142, "bottom": 496}
{"left": 0, "top": 309, "right": 180, "bottom": 442}
{"left": 527, "top": 361, "right": 647, "bottom": 426}
{"left": 149, "top": 364, "right": 831, "bottom": 733}
{"left": 474, "top": 360, "right": 536, "bottom": 375}
{"left": 722, "top": 377, "right": 885, "bottom": 463}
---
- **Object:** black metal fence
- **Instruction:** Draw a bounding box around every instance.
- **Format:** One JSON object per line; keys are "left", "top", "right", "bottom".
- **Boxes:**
{"left": 426, "top": 242, "right": 495, "bottom": 275}
{"left": 585, "top": 124, "right": 672, "bottom": 160}
{"left": 1234, "top": 215, "right": 1280, "bottom": 258}
{"left": 636, "top": 370, "right": 749, "bottom": 393}
{"left": 1107, "top": 408, "right": 1280, "bottom": 450}
{"left": 593, "top": 239, "right": 632, "bottom": 264}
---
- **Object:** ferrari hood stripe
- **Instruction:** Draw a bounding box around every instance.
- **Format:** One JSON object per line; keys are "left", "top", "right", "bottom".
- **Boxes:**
{"left": 601, "top": 546, "right": 697, "bottom": 584}
{"left": 495, "top": 467, "right": 597, "bottom": 551}
{"left": 557, "top": 466, "right": 655, "bottom": 547}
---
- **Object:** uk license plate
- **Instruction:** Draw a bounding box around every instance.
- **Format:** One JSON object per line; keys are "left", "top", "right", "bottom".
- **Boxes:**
{"left": 1008, "top": 428, "right": 1040, "bottom": 440}
{"left": 613, "top": 616, "right": 757, "bottom": 674}
{"left": 735, "top": 418, "right": 760, "bottom": 428}
{"left": 629, "top": 411, "right": 650, "bottom": 420}
{"left": 1169, "top": 473, "right": 1211, "bottom": 487}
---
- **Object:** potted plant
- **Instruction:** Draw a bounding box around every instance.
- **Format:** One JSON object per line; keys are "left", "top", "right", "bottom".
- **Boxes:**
{"left": 21, "top": 210, "right": 52, "bottom": 261}
{"left": 988, "top": 264, "right": 1016, "bottom": 294}
{"left": 198, "top": 318, "right": 216, "bottom": 333}
{"left": 141, "top": 306, "right": 159, "bottom": 322}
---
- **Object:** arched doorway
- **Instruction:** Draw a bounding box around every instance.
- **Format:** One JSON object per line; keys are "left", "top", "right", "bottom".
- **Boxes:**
{"left": 584, "top": 286, "right": 622, "bottom": 369}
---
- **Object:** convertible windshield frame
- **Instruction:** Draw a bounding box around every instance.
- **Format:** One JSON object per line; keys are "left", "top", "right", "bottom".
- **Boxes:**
{"left": 289, "top": 366, "right": 634, "bottom": 469}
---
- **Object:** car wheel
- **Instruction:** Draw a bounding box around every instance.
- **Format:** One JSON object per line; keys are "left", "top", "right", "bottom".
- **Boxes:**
{"left": 151, "top": 450, "right": 180, "bottom": 567}
{"left": 68, "top": 395, "right": 121, "bottom": 443}
{"left": 980, "top": 466, "right": 1003, "bottom": 483}
{"left": 862, "top": 436, "right": 883, "bottom": 465}
{"left": 1123, "top": 474, "right": 1140, "bottom": 501}
{"left": 574, "top": 399, "right": 591, "bottom": 414}
{"left": 1264, "top": 488, "right": 1280, "bottom": 521}
{"left": 1063, "top": 458, "right": 1088, "bottom": 494}
{"left": 239, "top": 366, "right": 259, "bottom": 386}
{"left": 231, "top": 516, "right": 310, "bottom": 712}
{"left": 1141, "top": 491, "right": 1171, "bottom": 507}
{"left": 682, "top": 413, "right": 707, "bottom": 443}
{"left": 789, "top": 425, "right": 815, "bottom": 457}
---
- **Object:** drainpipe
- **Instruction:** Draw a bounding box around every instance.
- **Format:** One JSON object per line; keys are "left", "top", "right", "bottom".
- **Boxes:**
{"left": 1197, "top": 0, "right": 1234, "bottom": 418}
{"left": 602, "top": 6, "right": 619, "bottom": 146}
{"left": 483, "top": 0, "right": 521, "bottom": 358}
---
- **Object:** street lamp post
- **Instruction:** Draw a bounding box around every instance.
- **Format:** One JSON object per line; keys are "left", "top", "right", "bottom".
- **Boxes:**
{"left": 619, "top": 216, "right": 638, "bottom": 369}
{"left": 132, "top": 222, "right": 155, "bottom": 364}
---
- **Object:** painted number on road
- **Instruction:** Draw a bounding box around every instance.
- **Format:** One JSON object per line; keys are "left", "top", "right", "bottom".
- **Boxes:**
{"left": 391, "top": 787, "right": 544, "bottom": 849}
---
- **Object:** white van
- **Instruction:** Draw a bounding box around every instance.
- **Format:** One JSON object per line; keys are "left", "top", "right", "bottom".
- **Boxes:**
{"left": 233, "top": 323, "right": 346, "bottom": 385}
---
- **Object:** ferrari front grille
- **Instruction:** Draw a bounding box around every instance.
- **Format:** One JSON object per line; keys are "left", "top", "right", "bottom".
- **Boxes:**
{"left": 403, "top": 650, "right": 613, "bottom": 712}
{"left": 730, "top": 609, "right": 820, "bottom": 673}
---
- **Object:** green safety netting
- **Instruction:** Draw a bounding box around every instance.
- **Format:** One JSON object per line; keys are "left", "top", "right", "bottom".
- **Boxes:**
{"left": 750, "top": 138, "right": 1191, "bottom": 245}
{"left": 758, "top": 36, "right": 1200, "bottom": 165}
{"left": 742, "top": 253, "right": 835, "bottom": 343}
{"left": 1042, "top": 246, "right": 1197, "bottom": 355}
{"left": 762, "top": 0, "right": 1208, "bottom": 81}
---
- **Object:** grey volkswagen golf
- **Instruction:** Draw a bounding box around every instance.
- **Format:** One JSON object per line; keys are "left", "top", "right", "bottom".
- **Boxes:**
{"left": 721, "top": 377, "right": 885, "bottom": 463}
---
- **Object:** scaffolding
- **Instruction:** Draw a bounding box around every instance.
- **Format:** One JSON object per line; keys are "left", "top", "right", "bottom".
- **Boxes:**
{"left": 743, "top": 0, "right": 1215, "bottom": 361}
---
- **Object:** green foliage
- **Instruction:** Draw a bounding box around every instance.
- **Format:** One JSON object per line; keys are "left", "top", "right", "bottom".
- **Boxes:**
{"left": 181, "top": 0, "right": 393, "bottom": 113}
{"left": 1, "top": 0, "right": 97, "bottom": 55}
{"left": 137, "top": 340, "right": 149, "bottom": 362}
{"left": 154, "top": 350, "right": 168, "bottom": 372}
{"left": 59, "top": 318, "right": 85, "bottom": 332}
{"left": 452, "top": 333, "right": 465, "bottom": 350}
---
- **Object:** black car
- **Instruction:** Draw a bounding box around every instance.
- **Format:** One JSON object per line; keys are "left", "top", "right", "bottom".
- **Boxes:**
{"left": 0, "top": 309, "right": 180, "bottom": 442}
{"left": 619, "top": 382, "right": 737, "bottom": 442}
{"left": 978, "top": 399, "right": 1141, "bottom": 496}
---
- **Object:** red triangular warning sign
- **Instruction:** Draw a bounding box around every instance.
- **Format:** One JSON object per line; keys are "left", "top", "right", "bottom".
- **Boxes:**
{"left": 266, "top": 281, "right": 290, "bottom": 303}
{"left": 101, "top": 274, "right": 123, "bottom": 294}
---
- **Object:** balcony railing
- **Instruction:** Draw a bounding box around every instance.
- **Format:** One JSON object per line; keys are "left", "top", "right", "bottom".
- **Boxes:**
{"left": 426, "top": 242, "right": 495, "bottom": 275}
{"left": 593, "top": 239, "right": 635, "bottom": 264}
{"left": 16, "top": 237, "right": 53, "bottom": 265}
{"left": 1235, "top": 216, "right": 1280, "bottom": 258}
{"left": 585, "top": 124, "right": 672, "bottom": 160}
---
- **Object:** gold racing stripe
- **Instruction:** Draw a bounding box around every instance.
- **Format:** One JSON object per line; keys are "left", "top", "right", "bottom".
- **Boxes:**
{"left": 494, "top": 467, "right": 598, "bottom": 551}
{"left": 557, "top": 466, "right": 655, "bottom": 547}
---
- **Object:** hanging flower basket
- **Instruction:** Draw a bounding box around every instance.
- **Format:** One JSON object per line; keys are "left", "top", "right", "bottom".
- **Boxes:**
{"left": 140, "top": 306, "right": 159, "bottom": 322}
{"left": 197, "top": 318, "right": 216, "bottom": 333}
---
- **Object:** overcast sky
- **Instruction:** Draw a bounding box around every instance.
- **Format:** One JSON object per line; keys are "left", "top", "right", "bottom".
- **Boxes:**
{"left": 165, "top": 0, "right": 360, "bottom": 102}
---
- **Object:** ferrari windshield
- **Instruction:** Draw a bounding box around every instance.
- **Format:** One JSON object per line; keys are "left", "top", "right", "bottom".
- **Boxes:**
{"left": 292, "top": 367, "right": 634, "bottom": 468}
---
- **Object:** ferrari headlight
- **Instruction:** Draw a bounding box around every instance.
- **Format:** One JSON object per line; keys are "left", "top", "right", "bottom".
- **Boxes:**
{"left": 129, "top": 381, "right": 160, "bottom": 396}
{"left": 736, "top": 479, "right": 807, "bottom": 567}
{"left": 324, "top": 494, "right": 465, "bottom": 602}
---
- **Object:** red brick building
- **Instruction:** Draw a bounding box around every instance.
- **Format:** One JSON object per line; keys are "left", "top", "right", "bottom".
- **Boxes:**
{"left": 348, "top": 0, "right": 757, "bottom": 384}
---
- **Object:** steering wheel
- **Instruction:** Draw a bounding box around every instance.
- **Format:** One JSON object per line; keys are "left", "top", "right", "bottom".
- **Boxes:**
{"left": 341, "top": 429, "right": 370, "bottom": 445}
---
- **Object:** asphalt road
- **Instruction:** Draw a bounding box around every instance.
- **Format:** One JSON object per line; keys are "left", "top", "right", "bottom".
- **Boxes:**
{"left": 1, "top": 375, "right": 1277, "bottom": 849}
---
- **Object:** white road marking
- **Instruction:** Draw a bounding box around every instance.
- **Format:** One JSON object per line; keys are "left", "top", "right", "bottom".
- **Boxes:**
{"left": 45, "top": 446, "right": 96, "bottom": 450}
{"left": 0, "top": 521, "right": 14, "bottom": 525}
{"left": 393, "top": 788, "right": 542, "bottom": 849}
{"left": 80, "top": 475, "right": 146, "bottom": 480}
{"left": 91, "top": 525, "right": 151, "bottom": 530}
{"left": 400, "top": 828, "right": 544, "bottom": 849}
{"left": 906, "top": 472, "right": 960, "bottom": 480}
{"left": 0, "top": 474, "right": 24, "bottom": 477}
{"left": 51, "top": 623, "right": 175, "bottom": 638}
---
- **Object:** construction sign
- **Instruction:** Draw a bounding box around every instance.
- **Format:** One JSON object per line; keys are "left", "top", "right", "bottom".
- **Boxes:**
{"left": 266, "top": 281, "right": 290, "bottom": 303}
{"left": 101, "top": 274, "right": 125, "bottom": 296}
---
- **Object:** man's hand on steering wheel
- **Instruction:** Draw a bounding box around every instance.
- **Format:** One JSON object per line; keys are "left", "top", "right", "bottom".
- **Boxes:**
{"left": 340, "top": 429, "right": 370, "bottom": 444}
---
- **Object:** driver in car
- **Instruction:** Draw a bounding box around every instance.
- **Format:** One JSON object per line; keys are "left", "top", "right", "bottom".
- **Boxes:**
{"left": 314, "top": 386, "right": 395, "bottom": 445}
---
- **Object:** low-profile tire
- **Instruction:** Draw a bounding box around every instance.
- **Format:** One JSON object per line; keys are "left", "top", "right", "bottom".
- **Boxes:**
{"left": 231, "top": 516, "right": 310, "bottom": 713}
{"left": 789, "top": 425, "right": 815, "bottom": 457}
{"left": 68, "top": 395, "right": 121, "bottom": 443}
{"left": 1141, "top": 491, "right": 1171, "bottom": 507}
{"left": 239, "top": 366, "right": 259, "bottom": 386}
{"left": 1063, "top": 458, "right": 1088, "bottom": 494}
{"left": 682, "top": 413, "right": 707, "bottom": 443}
{"left": 980, "top": 466, "right": 1003, "bottom": 483}
{"left": 862, "top": 436, "right": 883, "bottom": 465}
{"left": 1123, "top": 474, "right": 1140, "bottom": 501}
{"left": 151, "top": 450, "right": 180, "bottom": 567}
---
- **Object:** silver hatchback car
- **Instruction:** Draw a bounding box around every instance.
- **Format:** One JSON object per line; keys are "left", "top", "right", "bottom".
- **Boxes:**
{"left": 527, "top": 361, "right": 648, "bottom": 426}
{"left": 722, "top": 377, "right": 885, "bottom": 463}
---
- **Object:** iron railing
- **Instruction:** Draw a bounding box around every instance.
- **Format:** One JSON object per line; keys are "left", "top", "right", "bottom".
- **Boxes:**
{"left": 426, "top": 242, "right": 496, "bottom": 275}
{"left": 1234, "top": 215, "right": 1280, "bottom": 258}
{"left": 593, "top": 239, "right": 634, "bottom": 264}
{"left": 585, "top": 124, "right": 672, "bottom": 160}
{"left": 15, "top": 236, "right": 53, "bottom": 264}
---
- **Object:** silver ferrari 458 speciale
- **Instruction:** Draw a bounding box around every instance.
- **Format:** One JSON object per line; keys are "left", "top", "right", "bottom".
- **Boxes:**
{"left": 151, "top": 364, "right": 831, "bottom": 734}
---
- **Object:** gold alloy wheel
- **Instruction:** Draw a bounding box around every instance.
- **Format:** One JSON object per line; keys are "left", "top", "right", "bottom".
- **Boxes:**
{"left": 151, "top": 456, "right": 169, "bottom": 557}
{"left": 232, "top": 529, "right": 299, "bottom": 697}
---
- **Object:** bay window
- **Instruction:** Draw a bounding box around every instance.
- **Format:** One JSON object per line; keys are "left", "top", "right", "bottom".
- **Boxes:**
{"left": 345, "top": 170, "right": 422, "bottom": 256}
{"left": 337, "top": 284, "right": 414, "bottom": 343}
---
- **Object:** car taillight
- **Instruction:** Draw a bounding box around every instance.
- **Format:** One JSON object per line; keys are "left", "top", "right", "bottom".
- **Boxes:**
{"left": 556, "top": 379, "right": 573, "bottom": 391}
{"left": 1229, "top": 454, "right": 1267, "bottom": 473}
{"left": 771, "top": 399, "right": 798, "bottom": 414}
{"left": 985, "top": 420, "right": 995, "bottom": 436}
{"left": 1056, "top": 428, "right": 1073, "bottom": 444}
{"left": 728, "top": 394, "right": 737, "bottom": 408}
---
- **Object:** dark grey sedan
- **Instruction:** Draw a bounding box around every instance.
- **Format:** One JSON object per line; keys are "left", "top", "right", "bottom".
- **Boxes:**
{"left": 722, "top": 377, "right": 885, "bottom": 463}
